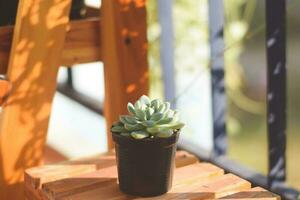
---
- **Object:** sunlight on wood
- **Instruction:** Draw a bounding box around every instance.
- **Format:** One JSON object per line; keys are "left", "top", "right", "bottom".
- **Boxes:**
{"left": 126, "top": 84, "right": 136, "bottom": 93}
{"left": 0, "top": 18, "right": 101, "bottom": 74}
{"left": 0, "top": 0, "right": 72, "bottom": 199}
{"left": 102, "top": 0, "right": 149, "bottom": 149}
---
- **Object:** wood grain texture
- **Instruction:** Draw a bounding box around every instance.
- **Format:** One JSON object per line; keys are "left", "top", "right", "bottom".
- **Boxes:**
{"left": 218, "top": 187, "right": 280, "bottom": 200}
{"left": 25, "top": 151, "right": 198, "bottom": 199}
{"left": 0, "top": 18, "right": 101, "bottom": 74}
{"left": 41, "top": 153, "right": 203, "bottom": 200}
{"left": 61, "top": 18, "right": 101, "bottom": 66}
{"left": 25, "top": 152, "right": 116, "bottom": 191}
{"left": 101, "top": 0, "right": 149, "bottom": 149}
{"left": 0, "top": 0, "right": 72, "bottom": 199}
{"left": 42, "top": 166, "right": 118, "bottom": 200}
{"left": 175, "top": 150, "right": 199, "bottom": 167}
{"left": 24, "top": 150, "right": 196, "bottom": 193}
{"left": 25, "top": 151, "right": 279, "bottom": 200}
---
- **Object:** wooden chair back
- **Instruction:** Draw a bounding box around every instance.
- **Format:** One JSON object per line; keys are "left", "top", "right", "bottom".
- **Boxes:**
{"left": 0, "top": 0, "right": 148, "bottom": 199}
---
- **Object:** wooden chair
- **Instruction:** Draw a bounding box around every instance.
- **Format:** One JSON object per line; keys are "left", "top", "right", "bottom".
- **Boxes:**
{"left": 0, "top": 0, "right": 148, "bottom": 199}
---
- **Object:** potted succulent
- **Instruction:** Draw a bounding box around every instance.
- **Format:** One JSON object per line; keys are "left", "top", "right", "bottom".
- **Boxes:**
{"left": 111, "top": 95, "right": 184, "bottom": 197}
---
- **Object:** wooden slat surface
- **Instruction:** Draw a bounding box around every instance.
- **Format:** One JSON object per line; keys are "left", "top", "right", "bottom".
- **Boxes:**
{"left": 0, "top": 0, "right": 72, "bottom": 199}
{"left": 25, "top": 152, "right": 116, "bottom": 191}
{"left": 218, "top": 187, "right": 280, "bottom": 200}
{"left": 25, "top": 151, "right": 279, "bottom": 200}
{"left": 25, "top": 151, "right": 197, "bottom": 192}
{"left": 0, "top": 18, "right": 101, "bottom": 74}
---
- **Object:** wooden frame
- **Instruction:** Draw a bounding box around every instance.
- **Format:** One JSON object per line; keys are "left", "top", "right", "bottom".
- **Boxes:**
{"left": 102, "top": 0, "right": 149, "bottom": 149}
{"left": 0, "top": 17, "right": 101, "bottom": 74}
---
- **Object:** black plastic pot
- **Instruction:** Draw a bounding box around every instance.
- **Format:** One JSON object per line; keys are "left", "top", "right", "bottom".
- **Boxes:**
{"left": 112, "top": 131, "right": 180, "bottom": 197}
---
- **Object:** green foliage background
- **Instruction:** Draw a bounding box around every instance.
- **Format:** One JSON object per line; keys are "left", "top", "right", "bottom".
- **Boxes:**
{"left": 145, "top": 0, "right": 300, "bottom": 189}
{"left": 146, "top": 0, "right": 259, "bottom": 135}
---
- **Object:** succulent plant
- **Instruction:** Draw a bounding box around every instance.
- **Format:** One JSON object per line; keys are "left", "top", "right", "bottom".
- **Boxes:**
{"left": 111, "top": 95, "right": 184, "bottom": 139}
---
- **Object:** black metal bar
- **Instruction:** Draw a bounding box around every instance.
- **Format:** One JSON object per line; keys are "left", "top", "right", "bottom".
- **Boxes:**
{"left": 178, "top": 140, "right": 300, "bottom": 200}
{"left": 265, "top": 0, "right": 287, "bottom": 192}
{"left": 66, "top": 68, "right": 74, "bottom": 89}
{"left": 208, "top": 0, "right": 227, "bottom": 156}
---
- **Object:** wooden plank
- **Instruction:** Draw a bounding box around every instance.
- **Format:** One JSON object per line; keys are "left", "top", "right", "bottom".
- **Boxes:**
{"left": 41, "top": 163, "right": 221, "bottom": 200}
{"left": 47, "top": 163, "right": 223, "bottom": 200}
{"left": 141, "top": 173, "right": 250, "bottom": 200}
{"left": 59, "top": 179, "right": 126, "bottom": 200}
{"left": 25, "top": 185, "right": 44, "bottom": 200}
{"left": 0, "top": 18, "right": 101, "bottom": 74}
{"left": 175, "top": 150, "right": 199, "bottom": 167}
{"left": 101, "top": 0, "right": 149, "bottom": 149}
{"left": 25, "top": 150, "right": 196, "bottom": 191}
{"left": 61, "top": 18, "right": 101, "bottom": 66}
{"left": 42, "top": 166, "right": 118, "bottom": 200}
{"left": 24, "top": 151, "right": 198, "bottom": 199}
{"left": 0, "top": 0, "right": 72, "bottom": 199}
{"left": 25, "top": 152, "right": 116, "bottom": 190}
{"left": 217, "top": 187, "right": 280, "bottom": 200}
{"left": 185, "top": 173, "right": 251, "bottom": 199}
{"left": 25, "top": 151, "right": 279, "bottom": 200}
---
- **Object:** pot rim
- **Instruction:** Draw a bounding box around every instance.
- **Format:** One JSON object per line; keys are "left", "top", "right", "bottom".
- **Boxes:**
{"left": 112, "top": 130, "right": 180, "bottom": 147}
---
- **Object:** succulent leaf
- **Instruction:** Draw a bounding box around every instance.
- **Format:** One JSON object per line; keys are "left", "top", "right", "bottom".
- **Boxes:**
{"left": 124, "top": 123, "right": 144, "bottom": 131}
{"left": 112, "top": 125, "right": 128, "bottom": 133}
{"left": 145, "top": 107, "right": 154, "bottom": 119}
{"left": 172, "top": 111, "right": 179, "bottom": 123}
{"left": 146, "top": 127, "right": 161, "bottom": 134}
{"left": 163, "top": 102, "right": 171, "bottom": 113}
{"left": 141, "top": 120, "right": 156, "bottom": 127}
{"left": 120, "top": 133, "right": 131, "bottom": 137}
{"left": 131, "top": 131, "right": 149, "bottom": 139}
{"left": 134, "top": 100, "right": 142, "bottom": 109}
{"left": 112, "top": 121, "right": 123, "bottom": 126}
{"left": 151, "top": 99, "right": 161, "bottom": 111}
{"left": 150, "top": 112, "right": 164, "bottom": 121}
{"left": 157, "top": 103, "right": 165, "bottom": 113}
{"left": 157, "top": 129, "right": 173, "bottom": 138}
{"left": 127, "top": 103, "right": 136, "bottom": 115}
{"left": 126, "top": 115, "right": 139, "bottom": 124}
{"left": 111, "top": 95, "right": 184, "bottom": 139}
{"left": 139, "top": 95, "right": 151, "bottom": 105}
{"left": 120, "top": 115, "right": 139, "bottom": 125}
{"left": 158, "top": 122, "right": 185, "bottom": 130}
{"left": 157, "top": 117, "right": 173, "bottom": 125}
{"left": 135, "top": 109, "right": 147, "bottom": 120}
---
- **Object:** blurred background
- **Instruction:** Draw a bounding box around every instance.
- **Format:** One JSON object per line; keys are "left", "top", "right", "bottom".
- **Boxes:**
{"left": 38, "top": 0, "right": 300, "bottom": 189}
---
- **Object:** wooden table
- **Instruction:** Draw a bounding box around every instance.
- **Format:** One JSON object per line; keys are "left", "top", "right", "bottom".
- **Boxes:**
{"left": 25, "top": 151, "right": 279, "bottom": 200}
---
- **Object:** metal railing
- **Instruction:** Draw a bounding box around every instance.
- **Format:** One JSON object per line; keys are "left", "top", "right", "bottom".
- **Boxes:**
{"left": 58, "top": 0, "right": 300, "bottom": 199}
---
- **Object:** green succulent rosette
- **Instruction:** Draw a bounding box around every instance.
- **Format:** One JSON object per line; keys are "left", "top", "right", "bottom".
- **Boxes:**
{"left": 111, "top": 95, "right": 184, "bottom": 139}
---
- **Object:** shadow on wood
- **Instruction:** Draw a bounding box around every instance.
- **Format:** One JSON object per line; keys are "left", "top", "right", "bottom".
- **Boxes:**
{"left": 0, "top": 0, "right": 72, "bottom": 199}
